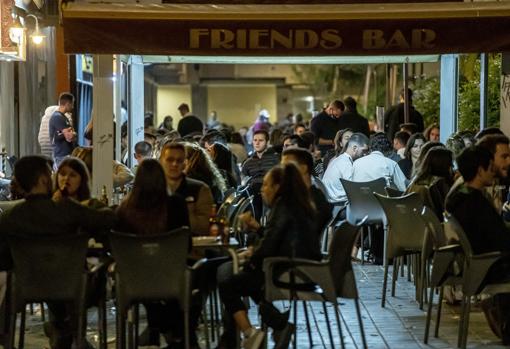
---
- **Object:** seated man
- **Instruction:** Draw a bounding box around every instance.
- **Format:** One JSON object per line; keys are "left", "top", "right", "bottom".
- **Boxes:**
{"left": 0, "top": 155, "right": 116, "bottom": 349}
{"left": 322, "top": 133, "right": 369, "bottom": 203}
{"left": 352, "top": 133, "right": 407, "bottom": 191}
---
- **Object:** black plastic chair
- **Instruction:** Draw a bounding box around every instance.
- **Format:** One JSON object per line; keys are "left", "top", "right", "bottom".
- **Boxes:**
{"left": 341, "top": 178, "right": 386, "bottom": 263}
{"left": 444, "top": 215, "right": 510, "bottom": 349}
{"left": 6, "top": 232, "right": 89, "bottom": 349}
{"left": 109, "top": 227, "right": 193, "bottom": 349}
{"left": 374, "top": 193, "right": 425, "bottom": 307}
{"left": 264, "top": 220, "right": 368, "bottom": 349}
{"left": 385, "top": 186, "right": 404, "bottom": 198}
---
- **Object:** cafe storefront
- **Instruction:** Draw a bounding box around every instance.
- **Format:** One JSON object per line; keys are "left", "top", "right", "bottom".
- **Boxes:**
{"left": 59, "top": 0, "right": 510, "bottom": 195}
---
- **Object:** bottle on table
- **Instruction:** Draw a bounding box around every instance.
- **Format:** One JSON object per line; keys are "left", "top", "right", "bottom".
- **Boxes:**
{"left": 100, "top": 185, "right": 109, "bottom": 206}
{"left": 209, "top": 204, "right": 220, "bottom": 236}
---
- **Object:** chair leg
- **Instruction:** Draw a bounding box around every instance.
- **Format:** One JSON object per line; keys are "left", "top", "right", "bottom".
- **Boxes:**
{"left": 127, "top": 308, "right": 134, "bottom": 349}
{"left": 19, "top": 309, "right": 26, "bottom": 349}
{"left": 322, "top": 302, "right": 334, "bottom": 348}
{"left": 407, "top": 255, "right": 412, "bottom": 282}
{"left": 293, "top": 299, "right": 298, "bottom": 349}
{"left": 382, "top": 263, "right": 389, "bottom": 307}
{"left": 185, "top": 309, "right": 190, "bottom": 349}
{"left": 117, "top": 311, "right": 126, "bottom": 349}
{"left": 302, "top": 301, "right": 313, "bottom": 347}
{"left": 360, "top": 227, "right": 365, "bottom": 265}
{"left": 461, "top": 298, "right": 471, "bottom": 349}
{"left": 352, "top": 298, "right": 367, "bottom": 349}
{"left": 457, "top": 296, "right": 467, "bottom": 348}
{"left": 424, "top": 286, "right": 435, "bottom": 344}
{"left": 333, "top": 302, "right": 345, "bottom": 349}
{"left": 8, "top": 311, "right": 16, "bottom": 349}
{"left": 134, "top": 304, "right": 139, "bottom": 349}
{"left": 99, "top": 297, "right": 108, "bottom": 349}
{"left": 202, "top": 304, "right": 211, "bottom": 349}
{"left": 209, "top": 292, "right": 216, "bottom": 343}
{"left": 434, "top": 287, "right": 444, "bottom": 338}
{"left": 40, "top": 302, "right": 46, "bottom": 322}
{"left": 391, "top": 258, "right": 399, "bottom": 297}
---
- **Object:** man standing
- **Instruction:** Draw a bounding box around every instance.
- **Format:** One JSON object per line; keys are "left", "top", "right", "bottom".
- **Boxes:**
{"left": 339, "top": 97, "right": 370, "bottom": 137}
{"left": 384, "top": 88, "right": 424, "bottom": 141}
{"left": 160, "top": 143, "right": 214, "bottom": 236}
{"left": 49, "top": 93, "right": 76, "bottom": 167}
{"left": 241, "top": 130, "right": 279, "bottom": 219}
{"left": 310, "top": 100, "right": 344, "bottom": 156}
{"left": 177, "top": 103, "right": 204, "bottom": 137}
{"left": 39, "top": 105, "right": 58, "bottom": 158}
{"left": 322, "top": 133, "right": 369, "bottom": 203}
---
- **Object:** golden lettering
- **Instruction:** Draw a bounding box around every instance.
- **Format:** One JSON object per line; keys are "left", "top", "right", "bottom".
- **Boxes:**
{"left": 320, "top": 29, "right": 342, "bottom": 49}
{"left": 211, "top": 29, "right": 235, "bottom": 49}
{"left": 249, "top": 29, "right": 269, "bottom": 49}
{"left": 363, "top": 30, "right": 385, "bottom": 49}
{"left": 236, "top": 29, "right": 247, "bottom": 49}
{"left": 189, "top": 29, "right": 209, "bottom": 49}
{"left": 270, "top": 30, "right": 293, "bottom": 49}
{"left": 386, "top": 30, "right": 410, "bottom": 49}
{"left": 295, "top": 30, "right": 319, "bottom": 49}
{"left": 411, "top": 29, "right": 436, "bottom": 49}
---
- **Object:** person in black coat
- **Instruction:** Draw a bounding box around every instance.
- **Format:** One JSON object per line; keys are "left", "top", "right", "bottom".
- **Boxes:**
{"left": 219, "top": 163, "right": 320, "bottom": 349}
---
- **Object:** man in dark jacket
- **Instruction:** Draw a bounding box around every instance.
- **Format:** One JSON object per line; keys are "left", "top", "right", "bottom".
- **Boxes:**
{"left": 384, "top": 88, "right": 424, "bottom": 142}
{"left": 310, "top": 100, "right": 344, "bottom": 156}
{"left": 0, "top": 156, "right": 116, "bottom": 349}
{"left": 339, "top": 96, "right": 370, "bottom": 137}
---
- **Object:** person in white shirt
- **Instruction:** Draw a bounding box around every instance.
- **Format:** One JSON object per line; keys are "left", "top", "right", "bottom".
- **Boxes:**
{"left": 322, "top": 133, "right": 369, "bottom": 202}
{"left": 353, "top": 133, "right": 408, "bottom": 191}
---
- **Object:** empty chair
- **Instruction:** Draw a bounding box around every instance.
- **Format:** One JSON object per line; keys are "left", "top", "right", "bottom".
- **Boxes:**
{"left": 263, "top": 220, "right": 368, "bottom": 349}
{"left": 109, "top": 227, "right": 193, "bottom": 349}
{"left": 341, "top": 177, "right": 386, "bottom": 263}
{"left": 420, "top": 207, "right": 461, "bottom": 344}
{"left": 6, "top": 233, "right": 89, "bottom": 349}
{"left": 373, "top": 192, "right": 425, "bottom": 307}
{"left": 444, "top": 214, "right": 510, "bottom": 349}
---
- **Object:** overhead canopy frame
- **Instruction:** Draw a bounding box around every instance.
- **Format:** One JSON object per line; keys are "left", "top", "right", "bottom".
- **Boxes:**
{"left": 62, "top": 2, "right": 510, "bottom": 56}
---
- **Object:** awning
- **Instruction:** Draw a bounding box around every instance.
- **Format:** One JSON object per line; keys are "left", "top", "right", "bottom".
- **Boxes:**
{"left": 62, "top": 2, "right": 510, "bottom": 56}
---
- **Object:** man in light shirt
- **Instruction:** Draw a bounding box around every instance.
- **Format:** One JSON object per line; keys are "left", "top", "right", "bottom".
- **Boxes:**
{"left": 353, "top": 133, "right": 407, "bottom": 191}
{"left": 322, "top": 133, "right": 369, "bottom": 203}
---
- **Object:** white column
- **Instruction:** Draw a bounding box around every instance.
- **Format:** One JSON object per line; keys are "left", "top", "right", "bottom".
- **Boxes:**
{"left": 114, "top": 55, "right": 122, "bottom": 162}
{"left": 127, "top": 55, "right": 144, "bottom": 168}
{"left": 500, "top": 53, "right": 510, "bottom": 136}
{"left": 439, "top": 54, "right": 459, "bottom": 143}
{"left": 92, "top": 55, "right": 114, "bottom": 200}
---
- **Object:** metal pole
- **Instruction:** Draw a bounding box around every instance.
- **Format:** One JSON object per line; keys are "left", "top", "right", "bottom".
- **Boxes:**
{"left": 403, "top": 60, "right": 410, "bottom": 124}
{"left": 480, "top": 53, "right": 489, "bottom": 130}
{"left": 385, "top": 64, "right": 391, "bottom": 109}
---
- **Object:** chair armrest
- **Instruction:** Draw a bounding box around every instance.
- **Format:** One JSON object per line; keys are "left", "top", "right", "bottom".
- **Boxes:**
{"left": 436, "top": 244, "right": 462, "bottom": 252}
{"left": 262, "top": 257, "right": 326, "bottom": 272}
{"left": 472, "top": 251, "right": 502, "bottom": 260}
{"left": 190, "top": 258, "right": 208, "bottom": 271}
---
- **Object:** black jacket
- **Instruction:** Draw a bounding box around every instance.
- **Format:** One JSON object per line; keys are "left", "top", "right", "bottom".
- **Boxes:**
{"left": 338, "top": 110, "right": 370, "bottom": 137}
{"left": 250, "top": 199, "right": 321, "bottom": 269}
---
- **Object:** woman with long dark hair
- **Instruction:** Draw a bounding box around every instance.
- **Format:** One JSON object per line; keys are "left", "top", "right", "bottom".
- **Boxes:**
{"left": 116, "top": 159, "right": 190, "bottom": 347}
{"left": 406, "top": 147, "right": 454, "bottom": 220}
{"left": 219, "top": 163, "right": 320, "bottom": 349}
{"left": 398, "top": 133, "right": 426, "bottom": 179}
{"left": 208, "top": 142, "right": 239, "bottom": 188}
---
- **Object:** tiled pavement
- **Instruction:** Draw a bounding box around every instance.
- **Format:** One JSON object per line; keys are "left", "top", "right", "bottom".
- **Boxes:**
{"left": 17, "top": 264, "right": 508, "bottom": 348}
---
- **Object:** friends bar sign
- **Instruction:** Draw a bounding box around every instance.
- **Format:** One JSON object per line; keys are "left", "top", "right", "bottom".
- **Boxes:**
{"left": 63, "top": 17, "right": 510, "bottom": 55}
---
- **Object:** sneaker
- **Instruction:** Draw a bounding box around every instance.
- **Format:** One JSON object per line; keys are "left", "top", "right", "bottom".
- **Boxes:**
{"left": 273, "top": 322, "right": 295, "bottom": 349}
{"left": 241, "top": 328, "right": 265, "bottom": 349}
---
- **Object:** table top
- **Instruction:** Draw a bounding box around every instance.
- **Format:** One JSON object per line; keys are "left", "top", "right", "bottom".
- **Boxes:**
{"left": 192, "top": 236, "right": 239, "bottom": 248}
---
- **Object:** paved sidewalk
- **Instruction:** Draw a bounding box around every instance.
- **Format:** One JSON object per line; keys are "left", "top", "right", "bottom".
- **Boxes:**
{"left": 16, "top": 264, "right": 508, "bottom": 348}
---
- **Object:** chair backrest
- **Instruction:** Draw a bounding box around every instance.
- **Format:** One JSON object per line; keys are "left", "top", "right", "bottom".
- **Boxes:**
{"left": 385, "top": 186, "right": 404, "bottom": 198}
{"left": 328, "top": 219, "right": 365, "bottom": 299}
{"left": 7, "top": 232, "right": 89, "bottom": 308}
{"left": 217, "top": 190, "right": 237, "bottom": 217}
{"left": 444, "top": 214, "right": 473, "bottom": 259}
{"left": 109, "top": 227, "right": 191, "bottom": 314}
{"left": 226, "top": 195, "right": 246, "bottom": 222}
{"left": 374, "top": 192, "right": 426, "bottom": 259}
{"left": 420, "top": 206, "right": 447, "bottom": 248}
{"left": 341, "top": 177, "right": 386, "bottom": 225}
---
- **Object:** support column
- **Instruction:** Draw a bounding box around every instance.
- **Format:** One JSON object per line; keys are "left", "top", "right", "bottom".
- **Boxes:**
{"left": 439, "top": 54, "right": 459, "bottom": 143}
{"left": 92, "top": 55, "right": 114, "bottom": 200}
{"left": 127, "top": 55, "right": 144, "bottom": 168}
{"left": 480, "top": 53, "right": 489, "bottom": 130}
{"left": 114, "top": 56, "right": 122, "bottom": 162}
{"left": 191, "top": 84, "right": 208, "bottom": 122}
{"left": 500, "top": 53, "right": 510, "bottom": 136}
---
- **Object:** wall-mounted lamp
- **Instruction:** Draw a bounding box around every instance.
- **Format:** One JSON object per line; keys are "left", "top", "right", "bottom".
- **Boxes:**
{"left": 26, "top": 14, "right": 45, "bottom": 45}
{"left": 8, "top": 15, "right": 25, "bottom": 45}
